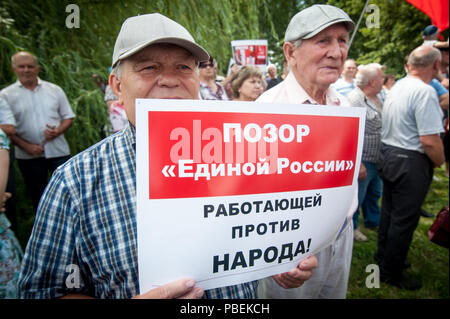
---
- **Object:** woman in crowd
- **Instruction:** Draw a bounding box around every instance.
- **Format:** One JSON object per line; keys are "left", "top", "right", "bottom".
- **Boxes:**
{"left": 230, "top": 65, "right": 265, "bottom": 101}
{"left": 199, "top": 56, "right": 229, "bottom": 100}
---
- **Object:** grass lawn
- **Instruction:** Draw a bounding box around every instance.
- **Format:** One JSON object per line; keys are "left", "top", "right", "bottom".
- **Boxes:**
{"left": 347, "top": 167, "right": 449, "bottom": 299}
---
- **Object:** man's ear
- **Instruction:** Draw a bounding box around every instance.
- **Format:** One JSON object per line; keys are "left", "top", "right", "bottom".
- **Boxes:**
{"left": 109, "top": 72, "right": 123, "bottom": 104}
{"left": 433, "top": 59, "right": 441, "bottom": 74}
{"left": 283, "top": 42, "right": 296, "bottom": 69}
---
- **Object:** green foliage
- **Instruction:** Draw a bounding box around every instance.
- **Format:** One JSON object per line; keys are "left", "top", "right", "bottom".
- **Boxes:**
{"left": 259, "top": 0, "right": 449, "bottom": 76}
{"left": 327, "top": 0, "right": 449, "bottom": 76}
{"left": 0, "top": 7, "right": 28, "bottom": 85}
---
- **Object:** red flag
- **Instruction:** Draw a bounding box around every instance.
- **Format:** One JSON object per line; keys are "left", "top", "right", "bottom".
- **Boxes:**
{"left": 406, "top": 0, "right": 449, "bottom": 31}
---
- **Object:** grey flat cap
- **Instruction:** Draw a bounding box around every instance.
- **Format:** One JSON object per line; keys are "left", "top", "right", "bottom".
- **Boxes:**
{"left": 112, "top": 13, "right": 210, "bottom": 67}
{"left": 284, "top": 5, "right": 355, "bottom": 42}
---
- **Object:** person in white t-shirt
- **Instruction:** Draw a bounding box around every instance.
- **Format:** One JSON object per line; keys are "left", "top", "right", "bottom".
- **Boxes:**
{"left": 375, "top": 45, "right": 444, "bottom": 290}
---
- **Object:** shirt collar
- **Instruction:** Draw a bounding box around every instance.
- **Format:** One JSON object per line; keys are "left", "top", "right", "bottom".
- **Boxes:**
{"left": 353, "top": 87, "right": 382, "bottom": 112}
{"left": 124, "top": 121, "right": 136, "bottom": 149}
{"left": 16, "top": 77, "right": 42, "bottom": 89}
{"left": 284, "top": 72, "right": 343, "bottom": 106}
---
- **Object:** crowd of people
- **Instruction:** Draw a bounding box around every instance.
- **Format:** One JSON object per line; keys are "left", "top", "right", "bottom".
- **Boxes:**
{"left": 0, "top": 3, "right": 448, "bottom": 299}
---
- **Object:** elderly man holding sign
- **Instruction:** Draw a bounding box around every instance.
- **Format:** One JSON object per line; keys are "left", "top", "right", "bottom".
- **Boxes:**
{"left": 18, "top": 13, "right": 317, "bottom": 299}
{"left": 257, "top": 5, "right": 357, "bottom": 299}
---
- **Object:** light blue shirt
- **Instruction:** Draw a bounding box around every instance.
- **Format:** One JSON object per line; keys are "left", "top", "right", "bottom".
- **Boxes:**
{"left": 429, "top": 78, "right": 448, "bottom": 97}
{"left": 331, "top": 78, "right": 356, "bottom": 96}
{"left": 382, "top": 77, "right": 444, "bottom": 153}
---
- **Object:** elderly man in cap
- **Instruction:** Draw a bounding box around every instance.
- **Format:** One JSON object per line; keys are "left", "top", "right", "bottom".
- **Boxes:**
{"left": 257, "top": 4, "right": 357, "bottom": 299}
{"left": 18, "top": 13, "right": 317, "bottom": 299}
{"left": 422, "top": 25, "right": 439, "bottom": 47}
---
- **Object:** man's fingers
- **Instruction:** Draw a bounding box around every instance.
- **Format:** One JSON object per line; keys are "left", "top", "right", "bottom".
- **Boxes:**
{"left": 273, "top": 272, "right": 307, "bottom": 289}
{"left": 272, "top": 254, "right": 318, "bottom": 289}
{"left": 284, "top": 269, "right": 312, "bottom": 286}
{"left": 177, "top": 287, "right": 205, "bottom": 299}
{"left": 134, "top": 279, "right": 203, "bottom": 299}
{"left": 298, "top": 254, "right": 318, "bottom": 271}
{"left": 272, "top": 274, "right": 289, "bottom": 289}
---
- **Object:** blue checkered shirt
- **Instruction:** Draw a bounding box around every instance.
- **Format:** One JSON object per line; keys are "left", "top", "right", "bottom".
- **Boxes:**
{"left": 18, "top": 123, "right": 258, "bottom": 299}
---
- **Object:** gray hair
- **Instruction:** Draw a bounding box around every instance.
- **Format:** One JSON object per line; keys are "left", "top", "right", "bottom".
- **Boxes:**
{"left": 111, "top": 60, "right": 122, "bottom": 79}
{"left": 356, "top": 63, "right": 382, "bottom": 87}
{"left": 267, "top": 64, "right": 277, "bottom": 71}
{"left": 292, "top": 38, "right": 303, "bottom": 50}
{"left": 283, "top": 39, "right": 304, "bottom": 72}
{"left": 408, "top": 46, "right": 441, "bottom": 68}
{"left": 11, "top": 51, "right": 39, "bottom": 66}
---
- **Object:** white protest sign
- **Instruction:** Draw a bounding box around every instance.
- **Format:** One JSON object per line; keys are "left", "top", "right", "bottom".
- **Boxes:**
{"left": 136, "top": 99, "right": 365, "bottom": 292}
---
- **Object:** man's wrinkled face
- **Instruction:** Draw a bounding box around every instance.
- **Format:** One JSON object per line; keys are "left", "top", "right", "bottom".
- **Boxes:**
{"left": 289, "top": 24, "right": 349, "bottom": 89}
{"left": 12, "top": 53, "right": 40, "bottom": 86}
{"left": 110, "top": 44, "right": 200, "bottom": 126}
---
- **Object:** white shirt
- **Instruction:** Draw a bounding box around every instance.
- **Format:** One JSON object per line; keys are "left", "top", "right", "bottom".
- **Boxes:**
{"left": 330, "top": 77, "right": 356, "bottom": 96}
{"left": 0, "top": 96, "right": 16, "bottom": 126}
{"left": 0, "top": 78, "right": 75, "bottom": 159}
{"left": 258, "top": 72, "right": 349, "bottom": 106}
{"left": 382, "top": 76, "right": 444, "bottom": 153}
{"left": 256, "top": 71, "right": 358, "bottom": 220}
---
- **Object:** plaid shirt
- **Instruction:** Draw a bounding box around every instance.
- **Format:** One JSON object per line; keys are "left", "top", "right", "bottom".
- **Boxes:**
{"left": 18, "top": 123, "right": 257, "bottom": 299}
{"left": 347, "top": 87, "right": 382, "bottom": 163}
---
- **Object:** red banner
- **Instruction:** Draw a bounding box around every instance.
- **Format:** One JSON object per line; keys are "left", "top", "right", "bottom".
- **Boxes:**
{"left": 406, "top": 0, "right": 449, "bottom": 31}
{"left": 147, "top": 111, "right": 359, "bottom": 199}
